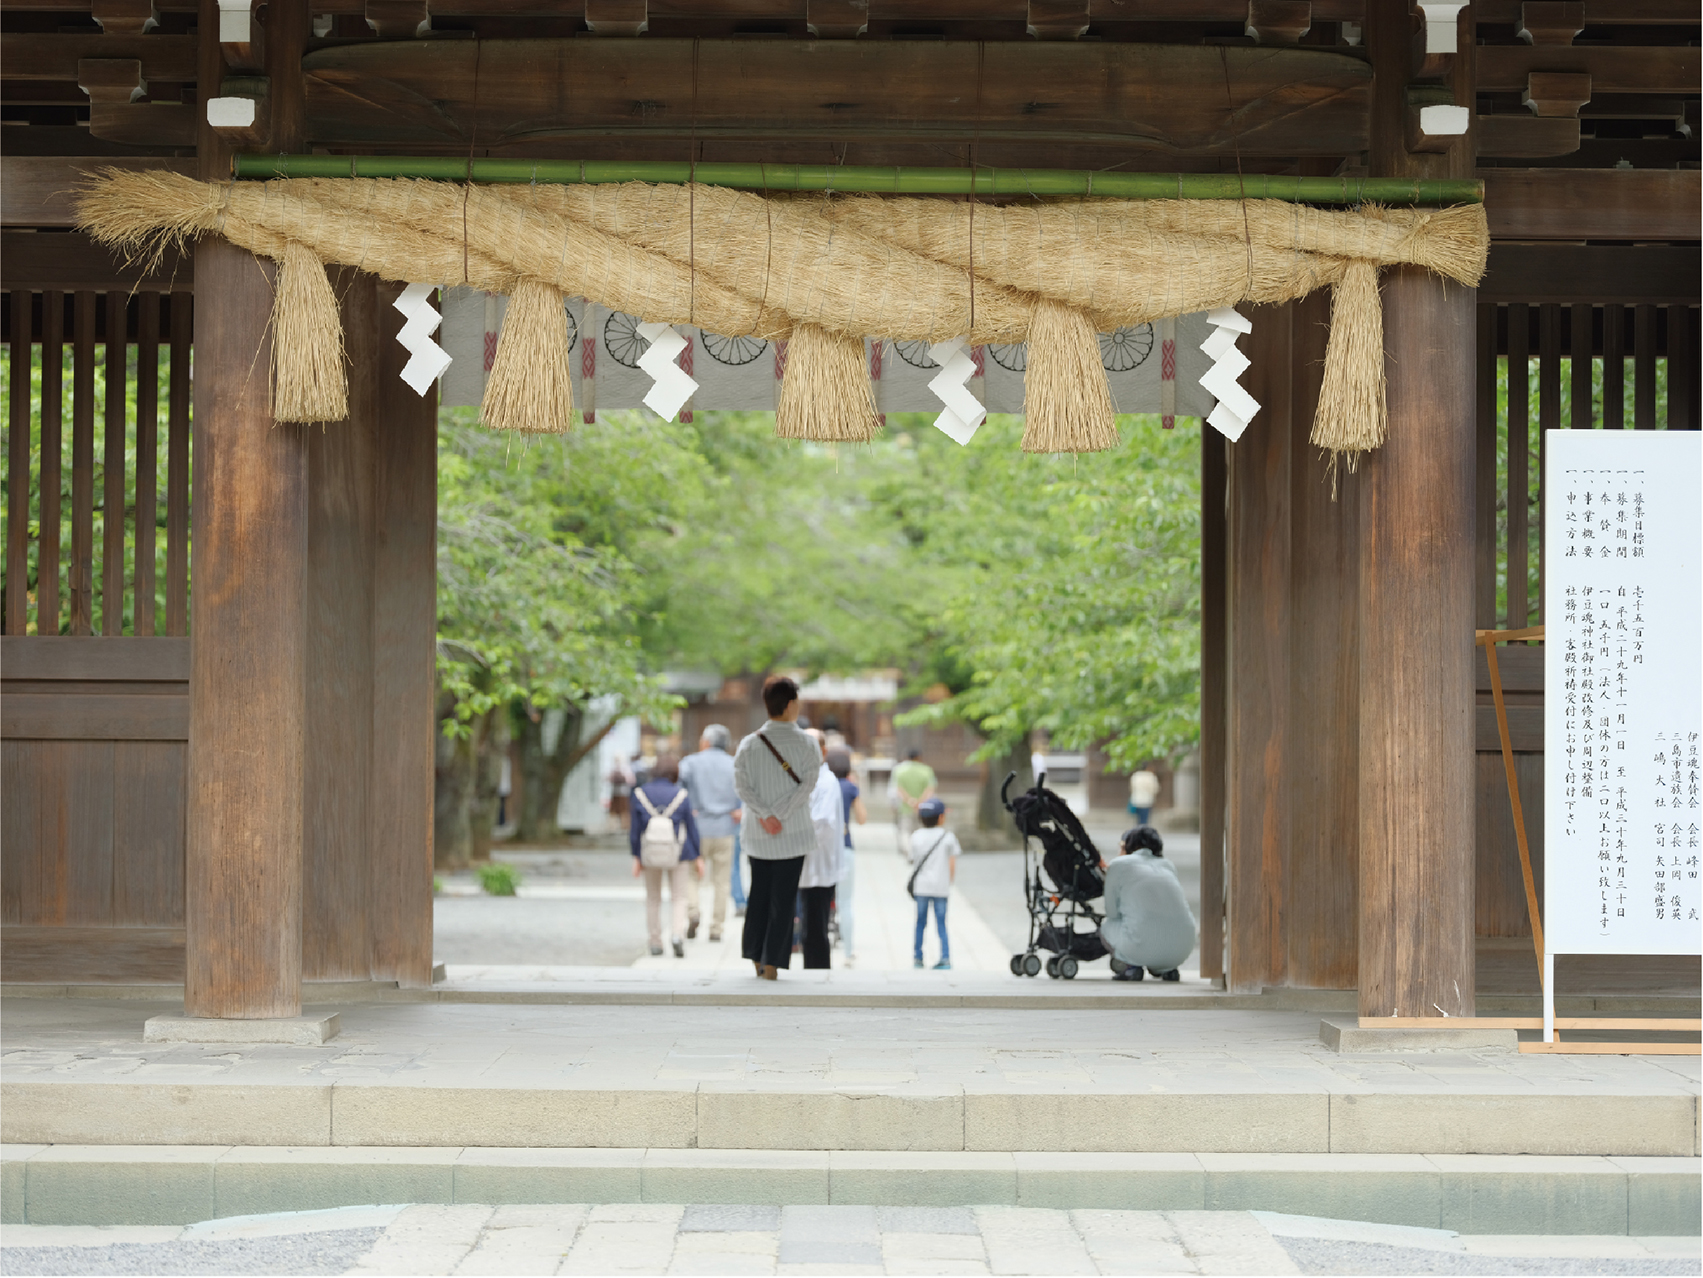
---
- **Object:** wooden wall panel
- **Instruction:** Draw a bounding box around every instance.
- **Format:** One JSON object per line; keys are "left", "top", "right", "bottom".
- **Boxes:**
{"left": 1284, "top": 290, "right": 1358, "bottom": 991}
{"left": 60, "top": 740, "right": 116, "bottom": 924}
{"left": 1, "top": 925, "right": 185, "bottom": 984}
{"left": 1476, "top": 751, "right": 1543, "bottom": 940}
{"left": 368, "top": 280, "right": 439, "bottom": 988}
{"left": 112, "top": 741, "right": 187, "bottom": 927}
{"left": 1225, "top": 302, "right": 1292, "bottom": 993}
{"left": 302, "top": 271, "right": 377, "bottom": 982}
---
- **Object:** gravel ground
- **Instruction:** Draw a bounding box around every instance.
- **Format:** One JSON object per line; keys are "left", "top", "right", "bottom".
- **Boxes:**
{"left": 0, "top": 1229, "right": 382, "bottom": 1276}
{"left": 1279, "top": 1237, "right": 1702, "bottom": 1276}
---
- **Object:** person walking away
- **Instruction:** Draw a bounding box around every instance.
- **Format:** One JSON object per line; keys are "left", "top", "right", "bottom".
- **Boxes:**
{"left": 908, "top": 797, "right": 959, "bottom": 970}
{"left": 733, "top": 676, "right": 821, "bottom": 980}
{"left": 889, "top": 749, "right": 937, "bottom": 855}
{"left": 798, "top": 730, "right": 845, "bottom": 969}
{"left": 1128, "top": 768, "right": 1161, "bottom": 826}
{"left": 607, "top": 755, "right": 634, "bottom": 829}
{"left": 679, "top": 724, "right": 741, "bottom": 942}
{"left": 1101, "top": 826, "right": 1196, "bottom": 981}
{"left": 827, "top": 748, "right": 866, "bottom": 967}
{"left": 628, "top": 755, "right": 702, "bottom": 958}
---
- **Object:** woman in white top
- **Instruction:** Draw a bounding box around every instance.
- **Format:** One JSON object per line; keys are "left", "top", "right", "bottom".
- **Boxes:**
{"left": 798, "top": 729, "right": 846, "bottom": 969}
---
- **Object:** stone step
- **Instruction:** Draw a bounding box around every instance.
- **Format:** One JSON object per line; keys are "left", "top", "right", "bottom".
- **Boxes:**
{"left": 3, "top": 1082, "right": 1695, "bottom": 1158}
{"left": 3, "top": 1146, "right": 1696, "bottom": 1235}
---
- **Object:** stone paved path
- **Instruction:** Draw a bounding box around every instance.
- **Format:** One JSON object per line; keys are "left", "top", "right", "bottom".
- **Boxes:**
{"left": 4, "top": 1205, "right": 1698, "bottom": 1276}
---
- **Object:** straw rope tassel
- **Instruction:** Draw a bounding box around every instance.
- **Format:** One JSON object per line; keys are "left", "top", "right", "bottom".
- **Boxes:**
{"left": 272, "top": 240, "right": 349, "bottom": 423}
{"left": 1021, "top": 298, "right": 1118, "bottom": 454}
{"left": 1312, "top": 259, "right": 1386, "bottom": 472}
{"left": 483, "top": 278, "right": 575, "bottom": 433}
{"left": 775, "top": 322, "right": 881, "bottom": 442}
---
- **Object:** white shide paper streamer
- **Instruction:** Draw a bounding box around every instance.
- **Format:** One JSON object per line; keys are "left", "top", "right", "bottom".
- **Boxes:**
{"left": 393, "top": 283, "right": 452, "bottom": 397}
{"left": 636, "top": 321, "right": 699, "bottom": 421}
{"left": 926, "top": 337, "right": 987, "bottom": 446}
{"left": 1199, "top": 306, "right": 1259, "bottom": 442}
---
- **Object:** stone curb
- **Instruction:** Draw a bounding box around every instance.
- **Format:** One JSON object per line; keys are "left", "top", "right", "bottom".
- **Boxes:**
{"left": 2, "top": 1147, "right": 1697, "bottom": 1234}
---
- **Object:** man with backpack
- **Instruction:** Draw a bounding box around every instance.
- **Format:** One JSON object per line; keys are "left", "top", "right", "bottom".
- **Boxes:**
{"left": 628, "top": 755, "right": 702, "bottom": 958}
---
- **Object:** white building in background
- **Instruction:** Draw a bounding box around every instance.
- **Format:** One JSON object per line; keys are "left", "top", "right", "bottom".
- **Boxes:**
{"left": 555, "top": 699, "right": 638, "bottom": 833}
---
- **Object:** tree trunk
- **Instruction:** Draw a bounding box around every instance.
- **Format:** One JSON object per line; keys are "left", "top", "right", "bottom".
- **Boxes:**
{"left": 976, "top": 736, "right": 1034, "bottom": 837}
{"left": 434, "top": 707, "right": 477, "bottom": 870}
{"left": 516, "top": 706, "right": 583, "bottom": 843}
{"left": 471, "top": 707, "right": 509, "bottom": 861}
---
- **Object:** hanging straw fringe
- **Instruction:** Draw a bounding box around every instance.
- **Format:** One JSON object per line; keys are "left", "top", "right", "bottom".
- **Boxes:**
{"left": 1312, "top": 260, "right": 1386, "bottom": 477}
{"left": 272, "top": 241, "right": 348, "bottom": 423}
{"left": 483, "top": 278, "right": 575, "bottom": 433}
{"left": 1022, "top": 297, "right": 1118, "bottom": 454}
{"left": 775, "top": 323, "right": 881, "bottom": 443}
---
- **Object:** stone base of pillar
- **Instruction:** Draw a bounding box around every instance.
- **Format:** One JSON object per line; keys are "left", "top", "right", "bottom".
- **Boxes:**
{"left": 143, "top": 1013, "right": 341, "bottom": 1045}
{"left": 1318, "top": 1018, "right": 1516, "bottom": 1053}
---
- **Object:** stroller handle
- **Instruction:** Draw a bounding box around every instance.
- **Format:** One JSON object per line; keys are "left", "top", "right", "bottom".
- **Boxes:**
{"left": 1000, "top": 771, "right": 1017, "bottom": 812}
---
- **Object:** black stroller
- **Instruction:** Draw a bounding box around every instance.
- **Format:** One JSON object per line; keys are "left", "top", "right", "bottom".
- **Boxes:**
{"left": 1002, "top": 771, "right": 1107, "bottom": 979}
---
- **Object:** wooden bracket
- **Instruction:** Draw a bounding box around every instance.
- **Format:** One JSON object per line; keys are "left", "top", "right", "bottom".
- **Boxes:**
{"left": 1518, "top": 0, "right": 1585, "bottom": 46}
{"left": 807, "top": 0, "right": 868, "bottom": 38}
{"left": 1524, "top": 70, "right": 1590, "bottom": 117}
{"left": 584, "top": 0, "right": 646, "bottom": 35}
{"left": 1244, "top": 0, "right": 1310, "bottom": 45}
{"left": 1477, "top": 114, "right": 1581, "bottom": 158}
{"left": 1406, "top": 85, "right": 1469, "bottom": 153}
{"left": 366, "top": 0, "right": 431, "bottom": 38}
{"left": 90, "top": 0, "right": 158, "bottom": 36}
{"left": 1027, "top": 0, "right": 1090, "bottom": 40}
{"left": 207, "top": 74, "right": 271, "bottom": 148}
{"left": 77, "top": 56, "right": 147, "bottom": 104}
{"left": 1412, "top": 1, "right": 1464, "bottom": 79}
{"left": 218, "top": 0, "right": 264, "bottom": 73}
{"left": 77, "top": 57, "right": 195, "bottom": 147}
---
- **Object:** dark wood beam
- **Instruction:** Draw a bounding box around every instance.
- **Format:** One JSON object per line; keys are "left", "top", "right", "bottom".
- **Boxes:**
{"left": 1481, "top": 167, "right": 1701, "bottom": 240}
{"left": 1479, "top": 244, "right": 1701, "bottom": 304}
{"left": 1477, "top": 45, "right": 1700, "bottom": 96}
{"left": 2, "top": 156, "right": 195, "bottom": 227}
{"left": 1, "top": 32, "right": 197, "bottom": 80}
{"left": 0, "top": 0, "right": 1373, "bottom": 17}
{"left": 301, "top": 39, "right": 1371, "bottom": 154}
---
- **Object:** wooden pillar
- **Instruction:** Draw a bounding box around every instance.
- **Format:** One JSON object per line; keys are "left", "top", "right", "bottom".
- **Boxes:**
{"left": 184, "top": 0, "right": 311, "bottom": 1018}
{"left": 302, "top": 273, "right": 377, "bottom": 982}
{"left": 1285, "top": 290, "right": 1360, "bottom": 990}
{"left": 1199, "top": 426, "right": 1227, "bottom": 985}
{"left": 1225, "top": 303, "right": 1292, "bottom": 993}
{"left": 368, "top": 282, "right": 438, "bottom": 987}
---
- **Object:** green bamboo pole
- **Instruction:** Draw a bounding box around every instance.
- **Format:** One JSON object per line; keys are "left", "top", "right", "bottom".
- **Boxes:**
{"left": 231, "top": 155, "right": 1482, "bottom": 205}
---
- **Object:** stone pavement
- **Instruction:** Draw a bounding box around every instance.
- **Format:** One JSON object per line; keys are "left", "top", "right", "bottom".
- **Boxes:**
{"left": 3, "top": 1205, "right": 1699, "bottom": 1276}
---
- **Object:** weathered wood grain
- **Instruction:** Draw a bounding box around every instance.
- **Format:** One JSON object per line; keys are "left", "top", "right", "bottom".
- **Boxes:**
{"left": 0, "top": 924, "right": 185, "bottom": 982}
{"left": 112, "top": 740, "right": 187, "bottom": 926}
{"left": 133, "top": 291, "right": 158, "bottom": 636}
{"left": 1478, "top": 246, "right": 1701, "bottom": 307}
{"left": 1506, "top": 302, "right": 1529, "bottom": 631}
{"left": 37, "top": 291, "right": 62, "bottom": 637}
{"left": 1, "top": 634, "right": 188, "bottom": 679}
{"left": 0, "top": 230, "right": 195, "bottom": 291}
{"left": 1285, "top": 289, "right": 1358, "bottom": 992}
{"left": 1198, "top": 425, "right": 1226, "bottom": 986}
{"left": 185, "top": 234, "right": 306, "bottom": 1020}
{"left": 1225, "top": 302, "right": 1291, "bottom": 994}
{"left": 368, "top": 280, "right": 438, "bottom": 989}
{"left": 1, "top": 693, "right": 189, "bottom": 740}
{"left": 1482, "top": 169, "right": 1701, "bottom": 242}
{"left": 6, "top": 289, "right": 30, "bottom": 636}
{"left": 101, "top": 290, "right": 126, "bottom": 636}
{"left": 69, "top": 291, "right": 95, "bottom": 635}
{"left": 302, "top": 268, "right": 376, "bottom": 983}
{"left": 1474, "top": 306, "right": 1497, "bottom": 630}
{"left": 1477, "top": 45, "right": 1700, "bottom": 96}
{"left": 0, "top": 33, "right": 197, "bottom": 81}
{"left": 1, "top": 158, "right": 197, "bottom": 229}
{"left": 301, "top": 40, "right": 1372, "bottom": 155}
{"left": 164, "top": 292, "right": 189, "bottom": 636}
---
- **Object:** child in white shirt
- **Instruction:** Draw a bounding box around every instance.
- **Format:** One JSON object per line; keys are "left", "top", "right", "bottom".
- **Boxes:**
{"left": 908, "top": 798, "right": 960, "bottom": 970}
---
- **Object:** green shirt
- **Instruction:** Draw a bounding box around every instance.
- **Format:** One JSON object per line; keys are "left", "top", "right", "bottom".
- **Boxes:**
{"left": 891, "top": 759, "right": 937, "bottom": 803}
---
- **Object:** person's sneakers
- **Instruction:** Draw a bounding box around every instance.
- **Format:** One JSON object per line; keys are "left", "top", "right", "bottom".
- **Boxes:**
{"left": 734, "top": 905, "right": 746, "bottom": 918}
{"left": 708, "top": 929, "right": 722, "bottom": 942}
{"left": 1149, "top": 967, "right": 1181, "bottom": 982}
{"left": 649, "top": 945, "right": 664, "bottom": 957}
{"left": 913, "top": 958, "right": 925, "bottom": 969}
{"left": 672, "top": 937, "right": 685, "bottom": 958}
{"left": 687, "top": 917, "right": 699, "bottom": 940}
{"left": 844, "top": 952, "right": 856, "bottom": 968}
{"left": 1113, "top": 966, "right": 1144, "bottom": 981}
{"left": 933, "top": 959, "right": 952, "bottom": 970}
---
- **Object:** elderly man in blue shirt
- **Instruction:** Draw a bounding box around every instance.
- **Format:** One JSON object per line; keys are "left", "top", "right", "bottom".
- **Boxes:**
{"left": 679, "top": 723, "right": 741, "bottom": 942}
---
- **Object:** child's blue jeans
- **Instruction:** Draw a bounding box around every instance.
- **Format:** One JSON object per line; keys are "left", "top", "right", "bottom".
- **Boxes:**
{"left": 914, "top": 895, "right": 949, "bottom": 963}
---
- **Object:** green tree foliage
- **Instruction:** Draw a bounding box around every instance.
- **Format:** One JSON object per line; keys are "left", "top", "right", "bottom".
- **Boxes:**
{"left": 871, "top": 414, "right": 1203, "bottom": 771}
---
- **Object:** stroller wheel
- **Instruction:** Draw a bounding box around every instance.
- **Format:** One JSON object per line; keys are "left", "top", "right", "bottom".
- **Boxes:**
{"left": 1059, "top": 955, "right": 1079, "bottom": 980}
{"left": 1045, "top": 956, "right": 1060, "bottom": 979}
{"left": 1009, "top": 954, "right": 1025, "bottom": 977}
{"left": 1022, "top": 953, "right": 1042, "bottom": 978}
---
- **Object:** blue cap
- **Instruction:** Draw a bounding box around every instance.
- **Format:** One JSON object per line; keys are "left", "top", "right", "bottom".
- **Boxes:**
{"left": 917, "top": 798, "right": 946, "bottom": 820}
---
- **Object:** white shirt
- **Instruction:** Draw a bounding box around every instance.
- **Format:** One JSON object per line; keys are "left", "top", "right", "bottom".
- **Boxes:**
{"left": 907, "top": 826, "right": 959, "bottom": 899}
{"left": 732, "top": 719, "right": 821, "bottom": 861}
{"left": 800, "top": 762, "right": 846, "bottom": 889}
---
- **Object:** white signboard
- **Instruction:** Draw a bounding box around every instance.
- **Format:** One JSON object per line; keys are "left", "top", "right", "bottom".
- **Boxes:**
{"left": 1543, "top": 429, "right": 1702, "bottom": 991}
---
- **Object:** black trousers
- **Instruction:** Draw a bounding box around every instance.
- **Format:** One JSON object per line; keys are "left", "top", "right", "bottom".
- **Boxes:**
{"left": 743, "top": 855, "right": 805, "bottom": 969}
{"left": 800, "top": 885, "right": 836, "bottom": 969}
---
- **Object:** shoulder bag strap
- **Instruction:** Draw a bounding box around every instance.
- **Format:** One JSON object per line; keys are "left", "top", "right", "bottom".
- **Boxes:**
{"left": 757, "top": 731, "right": 804, "bottom": 786}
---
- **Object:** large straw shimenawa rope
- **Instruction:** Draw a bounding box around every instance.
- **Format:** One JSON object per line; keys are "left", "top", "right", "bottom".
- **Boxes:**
{"left": 75, "top": 170, "right": 1487, "bottom": 459}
